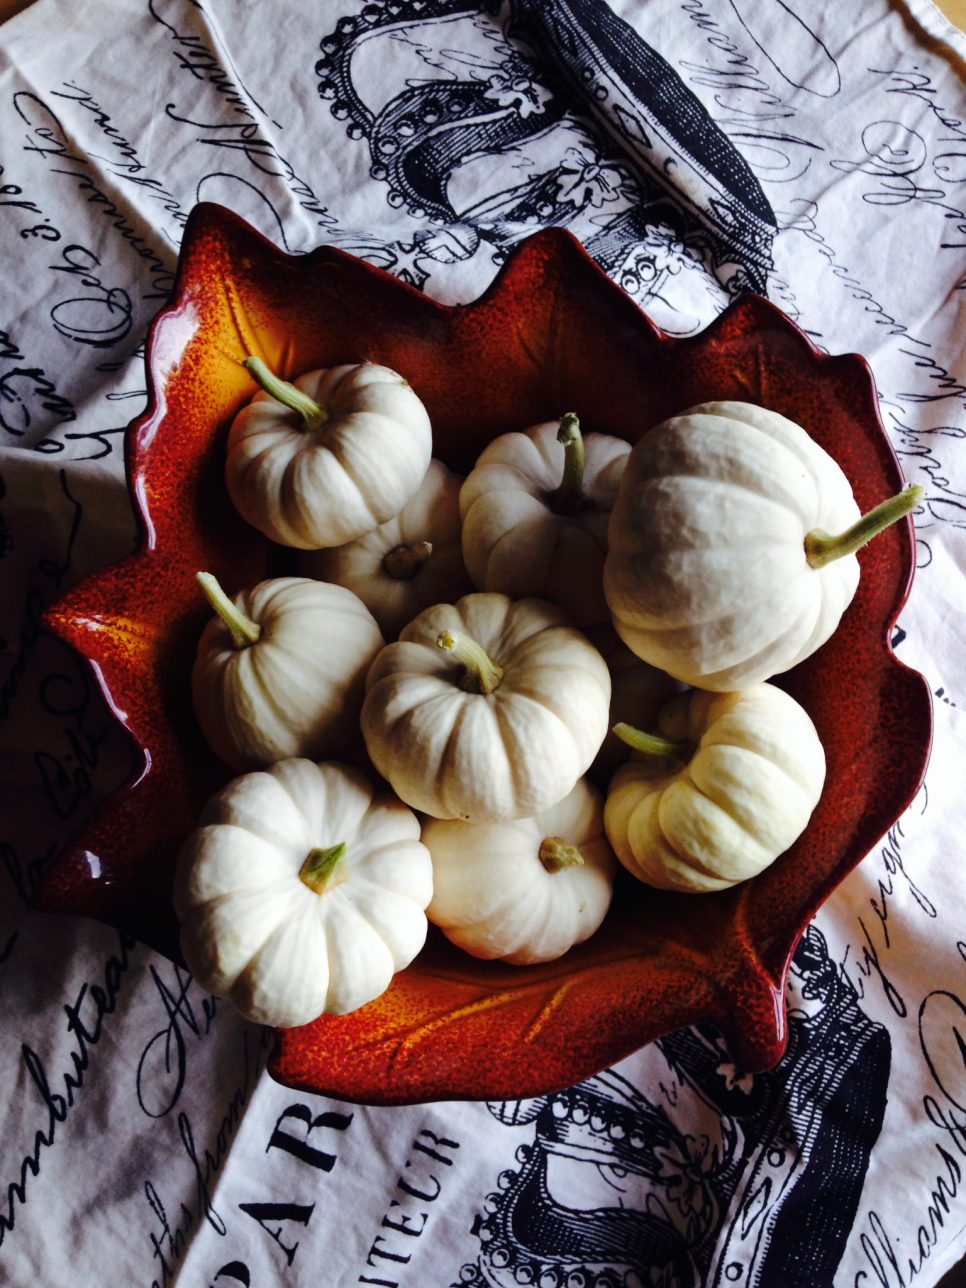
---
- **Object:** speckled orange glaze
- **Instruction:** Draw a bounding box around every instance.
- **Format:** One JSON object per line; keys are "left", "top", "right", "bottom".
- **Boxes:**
{"left": 39, "top": 203, "right": 931, "bottom": 1105}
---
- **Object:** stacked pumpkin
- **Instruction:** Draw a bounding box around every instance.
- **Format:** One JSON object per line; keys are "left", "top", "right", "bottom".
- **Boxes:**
{"left": 175, "top": 356, "right": 921, "bottom": 1030}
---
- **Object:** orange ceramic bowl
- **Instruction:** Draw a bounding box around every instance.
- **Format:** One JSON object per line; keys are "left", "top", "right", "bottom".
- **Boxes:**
{"left": 39, "top": 203, "right": 931, "bottom": 1105}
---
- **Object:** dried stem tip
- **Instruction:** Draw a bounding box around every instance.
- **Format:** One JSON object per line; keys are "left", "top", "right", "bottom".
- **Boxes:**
{"left": 437, "top": 630, "right": 504, "bottom": 695}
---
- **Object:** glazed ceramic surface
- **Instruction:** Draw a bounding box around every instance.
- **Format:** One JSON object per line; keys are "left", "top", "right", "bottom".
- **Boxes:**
{"left": 39, "top": 203, "right": 932, "bottom": 1105}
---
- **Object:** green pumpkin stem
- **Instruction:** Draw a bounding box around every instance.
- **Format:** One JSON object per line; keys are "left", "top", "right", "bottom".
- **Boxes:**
{"left": 538, "top": 836, "right": 585, "bottom": 873}
{"left": 804, "top": 484, "right": 923, "bottom": 570}
{"left": 550, "top": 412, "right": 586, "bottom": 516}
{"left": 299, "top": 842, "right": 347, "bottom": 894}
{"left": 197, "top": 571, "right": 261, "bottom": 649}
{"left": 244, "top": 355, "right": 328, "bottom": 430}
{"left": 612, "top": 721, "right": 692, "bottom": 764}
{"left": 383, "top": 540, "right": 433, "bottom": 580}
{"left": 437, "top": 630, "right": 504, "bottom": 695}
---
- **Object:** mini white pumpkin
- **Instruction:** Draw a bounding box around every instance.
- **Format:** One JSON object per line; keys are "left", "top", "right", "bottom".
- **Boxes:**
{"left": 422, "top": 777, "right": 616, "bottom": 964}
{"left": 361, "top": 592, "right": 611, "bottom": 823}
{"left": 225, "top": 356, "right": 433, "bottom": 549}
{"left": 459, "top": 413, "right": 630, "bottom": 626}
{"left": 300, "top": 459, "right": 471, "bottom": 639}
{"left": 174, "top": 759, "right": 433, "bottom": 1026}
{"left": 192, "top": 572, "right": 384, "bottom": 771}
{"left": 604, "top": 683, "right": 826, "bottom": 893}
{"left": 603, "top": 400, "right": 923, "bottom": 690}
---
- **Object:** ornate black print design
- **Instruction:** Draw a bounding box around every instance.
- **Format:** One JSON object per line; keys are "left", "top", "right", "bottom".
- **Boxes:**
{"left": 507, "top": 0, "right": 776, "bottom": 290}
{"left": 314, "top": 0, "right": 777, "bottom": 296}
{"left": 456, "top": 926, "right": 891, "bottom": 1288}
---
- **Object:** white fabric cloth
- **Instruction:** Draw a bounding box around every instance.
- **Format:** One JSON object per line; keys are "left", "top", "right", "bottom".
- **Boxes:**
{"left": 1, "top": 1, "right": 964, "bottom": 1284}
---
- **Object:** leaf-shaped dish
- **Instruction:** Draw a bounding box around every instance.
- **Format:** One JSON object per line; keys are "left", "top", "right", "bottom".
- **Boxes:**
{"left": 39, "top": 203, "right": 931, "bottom": 1105}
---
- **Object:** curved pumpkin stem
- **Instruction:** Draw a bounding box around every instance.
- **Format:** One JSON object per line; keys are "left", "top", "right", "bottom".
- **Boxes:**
{"left": 550, "top": 412, "right": 585, "bottom": 516}
{"left": 197, "top": 572, "right": 261, "bottom": 649}
{"left": 612, "top": 721, "right": 692, "bottom": 765}
{"left": 804, "top": 484, "right": 923, "bottom": 569}
{"left": 437, "top": 630, "right": 504, "bottom": 695}
{"left": 244, "top": 355, "right": 328, "bottom": 431}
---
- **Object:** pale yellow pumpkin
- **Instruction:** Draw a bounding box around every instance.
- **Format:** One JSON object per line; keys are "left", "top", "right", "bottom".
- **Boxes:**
{"left": 604, "top": 683, "right": 826, "bottom": 892}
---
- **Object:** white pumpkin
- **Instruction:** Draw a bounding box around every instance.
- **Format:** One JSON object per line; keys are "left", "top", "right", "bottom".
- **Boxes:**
{"left": 604, "top": 683, "right": 826, "bottom": 893}
{"left": 361, "top": 593, "right": 611, "bottom": 823}
{"left": 300, "top": 459, "right": 471, "bottom": 639}
{"left": 459, "top": 414, "right": 630, "bottom": 626}
{"left": 192, "top": 573, "right": 384, "bottom": 771}
{"left": 174, "top": 759, "right": 433, "bottom": 1026}
{"left": 603, "top": 400, "right": 923, "bottom": 690}
{"left": 422, "top": 777, "right": 616, "bottom": 964}
{"left": 225, "top": 356, "right": 433, "bottom": 549}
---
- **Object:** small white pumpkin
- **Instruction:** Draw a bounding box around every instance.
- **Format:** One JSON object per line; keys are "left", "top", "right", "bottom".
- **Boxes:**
{"left": 174, "top": 759, "right": 433, "bottom": 1026}
{"left": 459, "top": 413, "right": 630, "bottom": 626}
{"left": 192, "top": 572, "right": 384, "bottom": 771}
{"left": 422, "top": 777, "right": 616, "bottom": 964}
{"left": 361, "top": 592, "right": 611, "bottom": 823}
{"left": 604, "top": 683, "right": 826, "bottom": 893}
{"left": 603, "top": 400, "right": 923, "bottom": 690}
{"left": 300, "top": 459, "right": 471, "bottom": 639}
{"left": 225, "top": 356, "right": 433, "bottom": 549}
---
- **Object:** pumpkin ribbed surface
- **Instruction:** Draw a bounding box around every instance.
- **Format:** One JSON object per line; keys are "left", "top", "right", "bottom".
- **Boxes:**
{"left": 604, "top": 685, "right": 826, "bottom": 892}
{"left": 604, "top": 401, "right": 862, "bottom": 689}
{"left": 174, "top": 760, "right": 433, "bottom": 1027}
{"left": 361, "top": 593, "right": 611, "bottom": 823}
{"left": 226, "top": 362, "right": 432, "bottom": 549}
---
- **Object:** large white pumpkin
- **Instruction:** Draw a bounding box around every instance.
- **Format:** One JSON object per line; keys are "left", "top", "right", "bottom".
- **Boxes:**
{"left": 604, "top": 400, "right": 922, "bottom": 690}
